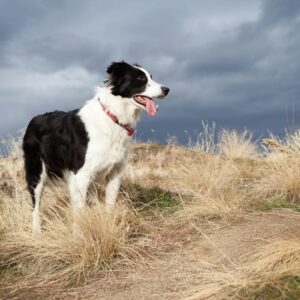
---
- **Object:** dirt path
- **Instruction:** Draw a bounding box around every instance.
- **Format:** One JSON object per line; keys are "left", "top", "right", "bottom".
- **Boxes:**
{"left": 56, "top": 209, "right": 300, "bottom": 300}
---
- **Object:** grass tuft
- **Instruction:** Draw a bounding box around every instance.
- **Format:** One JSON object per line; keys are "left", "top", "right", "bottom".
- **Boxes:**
{"left": 219, "top": 129, "right": 257, "bottom": 159}
{"left": 0, "top": 186, "right": 147, "bottom": 292}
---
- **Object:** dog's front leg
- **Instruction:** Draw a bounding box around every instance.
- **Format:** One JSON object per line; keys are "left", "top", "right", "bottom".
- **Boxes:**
{"left": 105, "top": 168, "right": 123, "bottom": 210}
{"left": 68, "top": 171, "right": 90, "bottom": 211}
{"left": 68, "top": 171, "right": 90, "bottom": 235}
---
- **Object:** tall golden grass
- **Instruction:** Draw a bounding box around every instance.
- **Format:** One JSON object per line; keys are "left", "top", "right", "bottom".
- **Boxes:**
{"left": 0, "top": 186, "right": 148, "bottom": 293}
{"left": 1, "top": 128, "right": 300, "bottom": 298}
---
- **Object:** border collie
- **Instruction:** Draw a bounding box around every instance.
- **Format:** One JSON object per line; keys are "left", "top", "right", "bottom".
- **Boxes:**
{"left": 23, "top": 61, "right": 169, "bottom": 233}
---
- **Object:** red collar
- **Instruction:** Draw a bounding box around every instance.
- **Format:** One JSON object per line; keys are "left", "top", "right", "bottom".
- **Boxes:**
{"left": 98, "top": 99, "right": 135, "bottom": 137}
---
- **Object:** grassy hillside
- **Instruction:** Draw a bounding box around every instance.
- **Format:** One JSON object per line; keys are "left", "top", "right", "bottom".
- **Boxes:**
{"left": 1, "top": 130, "right": 300, "bottom": 299}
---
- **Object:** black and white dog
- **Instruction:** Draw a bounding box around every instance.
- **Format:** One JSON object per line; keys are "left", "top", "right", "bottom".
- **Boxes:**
{"left": 23, "top": 61, "right": 169, "bottom": 233}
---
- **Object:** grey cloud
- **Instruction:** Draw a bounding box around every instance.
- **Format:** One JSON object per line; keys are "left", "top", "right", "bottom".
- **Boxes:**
{"left": 261, "top": 0, "right": 300, "bottom": 25}
{"left": 1, "top": 0, "right": 300, "bottom": 143}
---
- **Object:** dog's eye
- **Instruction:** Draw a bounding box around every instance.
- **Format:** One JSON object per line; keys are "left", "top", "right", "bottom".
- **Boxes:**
{"left": 137, "top": 75, "right": 146, "bottom": 81}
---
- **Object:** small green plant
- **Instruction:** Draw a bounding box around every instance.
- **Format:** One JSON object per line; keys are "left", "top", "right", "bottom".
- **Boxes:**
{"left": 247, "top": 276, "right": 300, "bottom": 300}
{"left": 253, "top": 200, "right": 300, "bottom": 212}
{"left": 285, "top": 276, "right": 300, "bottom": 300}
{"left": 129, "top": 184, "right": 181, "bottom": 214}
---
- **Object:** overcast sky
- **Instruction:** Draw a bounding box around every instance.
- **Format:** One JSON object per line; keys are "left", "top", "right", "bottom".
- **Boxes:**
{"left": 1, "top": 0, "right": 300, "bottom": 143}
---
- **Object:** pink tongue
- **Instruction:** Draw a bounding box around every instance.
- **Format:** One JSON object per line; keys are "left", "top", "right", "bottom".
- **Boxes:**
{"left": 145, "top": 98, "right": 157, "bottom": 116}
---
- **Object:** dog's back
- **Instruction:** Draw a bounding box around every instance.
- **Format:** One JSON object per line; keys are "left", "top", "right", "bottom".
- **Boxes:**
{"left": 23, "top": 110, "right": 89, "bottom": 205}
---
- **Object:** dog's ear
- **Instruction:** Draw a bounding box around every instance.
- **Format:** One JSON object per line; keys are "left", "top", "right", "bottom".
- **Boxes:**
{"left": 106, "top": 61, "right": 127, "bottom": 75}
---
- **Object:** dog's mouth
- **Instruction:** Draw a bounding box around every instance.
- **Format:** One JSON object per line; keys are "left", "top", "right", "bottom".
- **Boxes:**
{"left": 133, "top": 95, "right": 158, "bottom": 117}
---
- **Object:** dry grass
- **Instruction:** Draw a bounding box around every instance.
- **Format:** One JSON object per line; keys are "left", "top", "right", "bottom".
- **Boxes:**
{"left": 1, "top": 129, "right": 300, "bottom": 298}
{"left": 252, "top": 153, "right": 300, "bottom": 202}
{"left": 181, "top": 239, "right": 300, "bottom": 300}
{"left": 219, "top": 130, "right": 258, "bottom": 159}
{"left": 0, "top": 181, "right": 148, "bottom": 296}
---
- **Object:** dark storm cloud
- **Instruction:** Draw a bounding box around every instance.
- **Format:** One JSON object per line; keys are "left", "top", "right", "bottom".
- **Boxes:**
{"left": 262, "top": 0, "right": 300, "bottom": 25}
{"left": 1, "top": 0, "right": 300, "bottom": 142}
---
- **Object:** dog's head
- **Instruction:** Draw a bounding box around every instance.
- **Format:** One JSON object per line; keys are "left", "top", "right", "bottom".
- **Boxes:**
{"left": 105, "top": 61, "right": 169, "bottom": 116}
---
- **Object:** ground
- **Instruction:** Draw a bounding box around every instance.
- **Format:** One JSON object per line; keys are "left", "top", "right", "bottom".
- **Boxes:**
{"left": 62, "top": 210, "right": 300, "bottom": 300}
{"left": 1, "top": 133, "right": 300, "bottom": 299}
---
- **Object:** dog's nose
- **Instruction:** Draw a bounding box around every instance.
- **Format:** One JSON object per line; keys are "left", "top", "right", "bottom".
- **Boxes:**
{"left": 161, "top": 86, "right": 170, "bottom": 96}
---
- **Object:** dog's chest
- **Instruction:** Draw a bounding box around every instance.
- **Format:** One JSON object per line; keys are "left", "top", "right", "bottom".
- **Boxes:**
{"left": 84, "top": 129, "right": 129, "bottom": 175}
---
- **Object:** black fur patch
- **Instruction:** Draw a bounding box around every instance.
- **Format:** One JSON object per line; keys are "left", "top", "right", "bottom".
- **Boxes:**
{"left": 105, "top": 61, "right": 148, "bottom": 97}
{"left": 23, "top": 110, "right": 89, "bottom": 204}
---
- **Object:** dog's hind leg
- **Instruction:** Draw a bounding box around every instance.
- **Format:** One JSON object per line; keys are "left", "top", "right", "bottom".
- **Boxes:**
{"left": 31, "top": 163, "right": 47, "bottom": 233}
{"left": 24, "top": 143, "right": 47, "bottom": 233}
